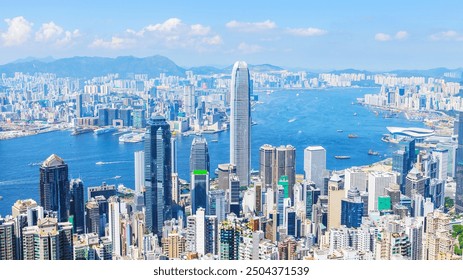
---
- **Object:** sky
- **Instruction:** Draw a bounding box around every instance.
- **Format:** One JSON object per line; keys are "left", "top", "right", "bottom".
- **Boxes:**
{"left": 1, "top": 0, "right": 463, "bottom": 70}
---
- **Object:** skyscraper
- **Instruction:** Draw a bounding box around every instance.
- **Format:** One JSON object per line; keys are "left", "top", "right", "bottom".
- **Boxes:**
{"left": 144, "top": 116, "right": 172, "bottom": 234}
{"left": 70, "top": 179, "right": 85, "bottom": 234}
{"left": 39, "top": 154, "right": 70, "bottom": 223}
{"left": 304, "top": 146, "right": 326, "bottom": 193}
{"left": 76, "top": 93, "right": 83, "bottom": 118}
{"left": 230, "top": 61, "right": 251, "bottom": 187}
{"left": 455, "top": 114, "right": 463, "bottom": 213}
{"left": 134, "top": 151, "right": 145, "bottom": 194}
{"left": 191, "top": 170, "right": 209, "bottom": 215}
{"left": 190, "top": 137, "right": 210, "bottom": 173}
{"left": 259, "top": 144, "right": 275, "bottom": 189}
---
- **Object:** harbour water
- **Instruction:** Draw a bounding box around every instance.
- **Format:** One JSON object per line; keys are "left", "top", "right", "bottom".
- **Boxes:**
{"left": 0, "top": 87, "right": 424, "bottom": 216}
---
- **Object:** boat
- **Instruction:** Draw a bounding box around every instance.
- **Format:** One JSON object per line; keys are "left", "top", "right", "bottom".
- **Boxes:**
{"left": 71, "top": 127, "right": 93, "bottom": 135}
{"left": 114, "top": 176, "right": 121, "bottom": 179}
{"left": 94, "top": 127, "right": 117, "bottom": 135}
{"left": 353, "top": 112, "right": 358, "bottom": 116}
{"left": 348, "top": 134, "right": 358, "bottom": 138}
{"left": 211, "top": 139, "right": 219, "bottom": 143}
{"left": 368, "top": 149, "right": 380, "bottom": 156}
{"left": 96, "top": 161, "right": 104, "bottom": 165}
{"left": 335, "top": 156, "right": 351, "bottom": 159}
{"left": 119, "top": 132, "right": 145, "bottom": 143}
{"left": 288, "top": 118, "right": 296, "bottom": 123}
{"left": 337, "top": 129, "right": 343, "bottom": 133}
{"left": 0, "top": 196, "right": 2, "bottom": 200}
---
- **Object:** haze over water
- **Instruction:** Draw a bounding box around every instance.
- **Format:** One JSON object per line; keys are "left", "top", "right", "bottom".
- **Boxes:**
{"left": 0, "top": 87, "right": 424, "bottom": 216}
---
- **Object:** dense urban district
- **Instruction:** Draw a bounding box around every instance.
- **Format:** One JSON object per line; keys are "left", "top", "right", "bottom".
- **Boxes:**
{"left": 1, "top": 56, "right": 463, "bottom": 260}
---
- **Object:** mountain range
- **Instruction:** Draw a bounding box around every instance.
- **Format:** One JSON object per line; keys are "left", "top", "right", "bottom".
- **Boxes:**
{"left": 0, "top": 55, "right": 462, "bottom": 81}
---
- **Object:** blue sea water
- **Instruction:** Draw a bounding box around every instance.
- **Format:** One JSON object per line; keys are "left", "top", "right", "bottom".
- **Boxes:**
{"left": 0, "top": 87, "right": 424, "bottom": 216}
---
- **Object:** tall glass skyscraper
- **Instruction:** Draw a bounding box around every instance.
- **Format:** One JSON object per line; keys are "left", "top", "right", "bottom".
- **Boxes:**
{"left": 230, "top": 61, "right": 251, "bottom": 187}
{"left": 455, "top": 113, "right": 463, "bottom": 213}
{"left": 39, "top": 154, "right": 70, "bottom": 223}
{"left": 70, "top": 178, "right": 85, "bottom": 234}
{"left": 190, "top": 136, "right": 210, "bottom": 173}
{"left": 144, "top": 116, "right": 172, "bottom": 234}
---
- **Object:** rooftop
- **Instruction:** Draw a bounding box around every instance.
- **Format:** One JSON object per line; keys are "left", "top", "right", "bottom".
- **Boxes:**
{"left": 42, "top": 154, "right": 65, "bottom": 168}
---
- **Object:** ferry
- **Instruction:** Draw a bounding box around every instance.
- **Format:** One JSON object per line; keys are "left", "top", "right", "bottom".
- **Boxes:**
{"left": 71, "top": 127, "right": 93, "bottom": 135}
{"left": 348, "top": 134, "right": 358, "bottom": 138}
{"left": 334, "top": 156, "right": 351, "bottom": 159}
{"left": 368, "top": 149, "right": 380, "bottom": 156}
{"left": 94, "top": 127, "right": 117, "bottom": 135}
{"left": 119, "top": 132, "right": 145, "bottom": 143}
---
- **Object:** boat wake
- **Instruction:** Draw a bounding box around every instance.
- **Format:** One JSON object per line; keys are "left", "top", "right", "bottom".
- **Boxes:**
{"left": 96, "top": 161, "right": 130, "bottom": 165}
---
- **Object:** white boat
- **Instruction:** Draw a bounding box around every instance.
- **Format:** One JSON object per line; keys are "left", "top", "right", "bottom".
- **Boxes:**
{"left": 96, "top": 161, "right": 104, "bottom": 165}
{"left": 94, "top": 127, "right": 117, "bottom": 135}
{"left": 288, "top": 118, "right": 296, "bottom": 123}
{"left": 119, "top": 132, "right": 145, "bottom": 143}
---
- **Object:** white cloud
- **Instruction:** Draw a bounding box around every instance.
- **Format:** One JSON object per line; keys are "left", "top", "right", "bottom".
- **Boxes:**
{"left": 56, "top": 29, "right": 81, "bottom": 46}
{"left": 190, "top": 24, "right": 211, "bottom": 36}
{"left": 375, "top": 33, "right": 392, "bottom": 41}
{"left": 202, "top": 35, "right": 222, "bottom": 45}
{"left": 145, "top": 18, "right": 182, "bottom": 33}
{"left": 35, "top": 22, "right": 63, "bottom": 42}
{"left": 226, "top": 20, "right": 277, "bottom": 32}
{"left": 395, "top": 30, "right": 408, "bottom": 40}
{"left": 90, "top": 36, "right": 133, "bottom": 49}
{"left": 95, "top": 18, "right": 221, "bottom": 51}
{"left": 1, "top": 16, "right": 33, "bottom": 46}
{"left": 238, "top": 42, "right": 263, "bottom": 54}
{"left": 430, "top": 30, "right": 463, "bottom": 41}
{"left": 286, "top": 27, "right": 327, "bottom": 37}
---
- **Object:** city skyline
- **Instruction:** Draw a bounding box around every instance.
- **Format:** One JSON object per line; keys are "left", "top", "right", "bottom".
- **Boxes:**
{"left": 1, "top": 0, "right": 463, "bottom": 70}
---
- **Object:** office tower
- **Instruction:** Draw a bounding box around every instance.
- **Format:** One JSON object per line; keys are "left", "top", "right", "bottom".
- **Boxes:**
{"left": 276, "top": 185, "right": 285, "bottom": 226}
{"left": 133, "top": 109, "right": 146, "bottom": 129}
{"left": 208, "top": 189, "right": 226, "bottom": 222}
{"left": 432, "top": 149, "right": 448, "bottom": 182}
{"left": 86, "top": 199, "right": 101, "bottom": 236}
{"left": 259, "top": 144, "right": 275, "bottom": 189}
{"left": 98, "top": 108, "right": 108, "bottom": 126}
{"left": 304, "top": 146, "right": 326, "bottom": 192}
{"left": 217, "top": 163, "right": 236, "bottom": 191}
{"left": 285, "top": 208, "right": 297, "bottom": 236}
{"left": 456, "top": 113, "right": 463, "bottom": 213}
{"left": 134, "top": 151, "right": 145, "bottom": 194}
{"left": 302, "top": 181, "right": 320, "bottom": 221}
{"left": 393, "top": 149, "right": 408, "bottom": 190}
{"left": 172, "top": 173, "right": 180, "bottom": 204}
{"left": 190, "top": 137, "right": 210, "bottom": 173}
{"left": 341, "top": 187, "right": 364, "bottom": 228}
{"left": 327, "top": 174, "right": 344, "bottom": 230}
{"left": 230, "top": 61, "right": 251, "bottom": 187}
{"left": 171, "top": 137, "right": 178, "bottom": 174}
{"left": 39, "top": 154, "right": 70, "bottom": 223}
{"left": 275, "top": 145, "right": 296, "bottom": 200}
{"left": 405, "top": 167, "right": 426, "bottom": 198}
{"left": 70, "top": 179, "right": 85, "bottom": 234}
{"left": 119, "top": 108, "right": 132, "bottom": 127}
{"left": 254, "top": 180, "right": 263, "bottom": 213}
{"left": 22, "top": 218, "right": 73, "bottom": 260}
{"left": 229, "top": 175, "right": 241, "bottom": 216}
{"left": 368, "top": 171, "right": 396, "bottom": 211}
{"left": 344, "top": 167, "right": 368, "bottom": 193}
{"left": 144, "top": 116, "right": 172, "bottom": 234}
{"left": 400, "top": 138, "right": 416, "bottom": 169}
{"left": 73, "top": 233, "right": 100, "bottom": 260}
{"left": 183, "top": 85, "right": 195, "bottom": 116}
{"left": 87, "top": 183, "right": 116, "bottom": 200}
{"left": 219, "top": 217, "right": 241, "bottom": 260}
{"left": 0, "top": 218, "right": 16, "bottom": 260}
{"left": 191, "top": 170, "right": 209, "bottom": 215}
{"left": 385, "top": 184, "right": 402, "bottom": 208}
{"left": 76, "top": 93, "right": 83, "bottom": 118}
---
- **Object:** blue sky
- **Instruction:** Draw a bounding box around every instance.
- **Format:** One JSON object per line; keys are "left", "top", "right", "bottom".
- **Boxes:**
{"left": 1, "top": 0, "right": 463, "bottom": 70}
